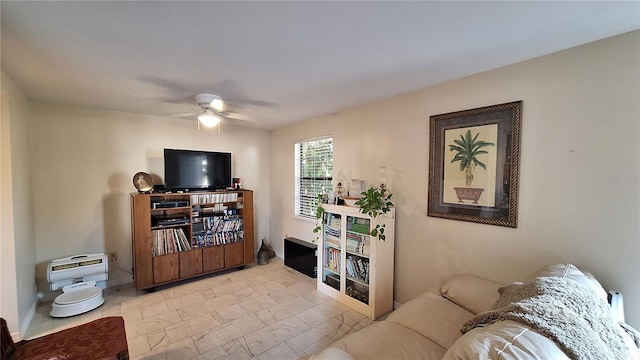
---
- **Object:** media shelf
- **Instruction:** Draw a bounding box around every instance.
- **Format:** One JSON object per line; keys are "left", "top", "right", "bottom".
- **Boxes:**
{"left": 317, "top": 204, "right": 395, "bottom": 319}
{"left": 131, "top": 190, "right": 254, "bottom": 290}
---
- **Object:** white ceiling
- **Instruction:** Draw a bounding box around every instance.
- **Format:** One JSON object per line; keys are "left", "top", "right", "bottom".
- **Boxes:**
{"left": 2, "top": 1, "right": 638, "bottom": 130}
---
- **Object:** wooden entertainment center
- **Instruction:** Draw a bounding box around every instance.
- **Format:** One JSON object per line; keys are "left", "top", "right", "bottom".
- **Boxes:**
{"left": 130, "top": 190, "right": 254, "bottom": 290}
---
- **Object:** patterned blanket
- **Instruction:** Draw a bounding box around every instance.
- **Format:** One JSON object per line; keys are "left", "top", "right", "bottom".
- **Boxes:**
{"left": 461, "top": 277, "right": 638, "bottom": 360}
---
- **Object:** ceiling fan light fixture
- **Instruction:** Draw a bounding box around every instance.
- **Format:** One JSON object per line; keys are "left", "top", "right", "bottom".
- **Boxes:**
{"left": 198, "top": 110, "right": 221, "bottom": 128}
{"left": 210, "top": 96, "right": 224, "bottom": 111}
{"left": 195, "top": 93, "right": 224, "bottom": 112}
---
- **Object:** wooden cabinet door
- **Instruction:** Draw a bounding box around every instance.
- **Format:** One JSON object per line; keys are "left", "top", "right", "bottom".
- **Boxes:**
{"left": 203, "top": 246, "right": 224, "bottom": 272}
{"left": 132, "top": 194, "right": 154, "bottom": 289}
{"left": 225, "top": 241, "right": 245, "bottom": 268}
{"left": 179, "top": 249, "right": 203, "bottom": 278}
{"left": 241, "top": 191, "right": 255, "bottom": 264}
{"left": 153, "top": 254, "right": 179, "bottom": 284}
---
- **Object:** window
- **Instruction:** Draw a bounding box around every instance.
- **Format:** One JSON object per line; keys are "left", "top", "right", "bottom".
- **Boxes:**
{"left": 295, "top": 136, "right": 333, "bottom": 219}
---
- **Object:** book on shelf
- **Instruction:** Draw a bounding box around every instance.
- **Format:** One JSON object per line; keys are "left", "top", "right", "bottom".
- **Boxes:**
{"left": 325, "top": 236, "right": 341, "bottom": 247}
{"left": 151, "top": 228, "right": 192, "bottom": 256}
{"left": 346, "top": 237, "right": 359, "bottom": 252}
{"left": 324, "top": 213, "right": 342, "bottom": 230}
{"left": 193, "top": 206, "right": 237, "bottom": 216}
{"left": 323, "top": 247, "right": 341, "bottom": 271}
{"left": 348, "top": 217, "right": 370, "bottom": 234}
{"left": 194, "top": 230, "right": 244, "bottom": 247}
{"left": 324, "top": 227, "right": 340, "bottom": 239}
{"left": 192, "top": 214, "right": 244, "bottom": 247}
{"left": 190, "top": 192, "right": 239, "bottom": 205}
{"left": 345, "top": 234, "right": 370, "bottom": 256}
{"left": 345, "top": 255, "right": 369, "bottom": 284}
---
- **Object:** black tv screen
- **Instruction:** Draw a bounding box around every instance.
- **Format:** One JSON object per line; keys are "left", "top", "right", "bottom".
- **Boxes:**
{"left": 164, "top": 149, "right": 231, "bottom": 190}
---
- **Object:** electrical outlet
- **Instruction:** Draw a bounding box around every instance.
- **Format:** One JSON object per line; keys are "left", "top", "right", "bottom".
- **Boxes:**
{"left": 109, "top": 252, "right": 118, "bottom": 263}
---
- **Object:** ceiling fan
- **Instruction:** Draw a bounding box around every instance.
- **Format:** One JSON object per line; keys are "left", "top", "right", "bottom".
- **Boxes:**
{"left": 193, "top": 93, "right": 250, "bottom": 129}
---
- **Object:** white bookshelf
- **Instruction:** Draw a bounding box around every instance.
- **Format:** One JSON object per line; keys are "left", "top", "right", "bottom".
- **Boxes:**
{"left": 317, "top": 204, "right": 395, "bottom": 319}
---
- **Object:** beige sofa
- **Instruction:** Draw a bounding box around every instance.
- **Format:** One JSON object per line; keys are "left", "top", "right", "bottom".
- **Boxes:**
{"left": 309, "top": 264, "right": 640, "bottom": 360}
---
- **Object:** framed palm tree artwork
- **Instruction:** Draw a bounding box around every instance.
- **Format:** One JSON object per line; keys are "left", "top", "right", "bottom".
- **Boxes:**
{"left": 428, "top": 101, "right": 522, "bottom": 227}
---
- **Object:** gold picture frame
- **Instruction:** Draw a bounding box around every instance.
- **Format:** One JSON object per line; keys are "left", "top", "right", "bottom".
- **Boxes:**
{"left": 428, "top": 101, "right": 522, "bottom": 227}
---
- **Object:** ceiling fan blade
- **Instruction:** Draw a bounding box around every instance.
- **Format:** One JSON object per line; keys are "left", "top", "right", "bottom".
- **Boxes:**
{"left": 220, "top": 111, "right": 250, "bottom": 121}
{"left": 172, "top": 112, "right": 198, "bottom": 118}
{"left": 155, "top": 95, "right": 195, "bottom": 105}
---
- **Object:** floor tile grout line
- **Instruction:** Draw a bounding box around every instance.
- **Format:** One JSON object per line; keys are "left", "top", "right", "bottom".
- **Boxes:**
{"left": 25, "top": 259, "right": 373, "bottom": 359}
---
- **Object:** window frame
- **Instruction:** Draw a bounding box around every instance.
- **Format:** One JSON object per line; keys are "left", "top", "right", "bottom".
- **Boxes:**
{"left": 294, "top": 135, "right": 333, "bottom": 220}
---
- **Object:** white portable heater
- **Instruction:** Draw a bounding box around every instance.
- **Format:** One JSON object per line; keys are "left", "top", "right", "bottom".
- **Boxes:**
{"left": 47, "top": 253, "right": 108, "bottom": 318}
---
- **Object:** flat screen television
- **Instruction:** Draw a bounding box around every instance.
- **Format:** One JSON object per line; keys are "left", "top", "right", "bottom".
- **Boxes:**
{"left": 164, "top": 149, "right": 232, "bottom": 190}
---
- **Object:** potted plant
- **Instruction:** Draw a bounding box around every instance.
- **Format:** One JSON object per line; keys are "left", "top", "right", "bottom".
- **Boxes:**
{"left": 354, "top": 187, "right": 393, "bottom": 241}
{"left": 312, "top": 194, "right": 325, "bottom": 242}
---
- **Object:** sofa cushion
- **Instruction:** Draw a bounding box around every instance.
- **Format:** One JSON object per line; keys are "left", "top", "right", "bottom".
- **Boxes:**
{"left": 440, "top": 274, "right": 503, "bottom": 314}
{"left": 330, "top": 321, "right": 447, "bottom": 360}
{"left": 526, "top": 263, "right": 608, "bottom": 302}
{"left": 386, "top": 291, "right": 475, "bottom": 349}
{"left": 309, "top": 347, "right": 354, "bottom": 360}
{"left": 443, "top": 320, "right": 571, "bottom": 360}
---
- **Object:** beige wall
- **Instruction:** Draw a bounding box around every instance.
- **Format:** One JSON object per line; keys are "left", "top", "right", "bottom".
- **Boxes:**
{"left": 270, "top": 31, "right": 640, "bottom": 328}
{"left": 29, "top": 103, "right": 270, "bottom": 295}
{"left": 1, "top": 70, "right": 38, "bottom": 337}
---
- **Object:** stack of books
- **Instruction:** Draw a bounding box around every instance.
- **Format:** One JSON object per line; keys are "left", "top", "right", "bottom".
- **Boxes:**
{"left": 346, "top": 255, "right": 369, "bottom": 284}
{"left": 346, "top": 233, "right": 370, "bottom": 256}
{"left": 325, "top": 226, "right": 340, "bottom": 239}
{"left": 151, "top": 228, "right": 192, "bottom": 256}
{"left": 191, "top": 192, "right": 238, "bottom": 205}
{"left": 193, "top": 215, "right": 244, "bottom": 247}
{"left": 323, "top": 247, "right": 341, "bottom": 271}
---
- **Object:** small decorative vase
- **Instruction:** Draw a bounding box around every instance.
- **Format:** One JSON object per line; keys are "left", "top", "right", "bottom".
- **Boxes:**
{"left": 258, "top": 250, "right": 268, "bottom": 265}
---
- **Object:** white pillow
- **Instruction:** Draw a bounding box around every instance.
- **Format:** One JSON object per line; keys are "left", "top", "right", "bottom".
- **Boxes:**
{"left": 526, "top": 263, "right": 608, "bottom": 302}
{"left": 443, "top": 320, "right": 571, "bottom": 360}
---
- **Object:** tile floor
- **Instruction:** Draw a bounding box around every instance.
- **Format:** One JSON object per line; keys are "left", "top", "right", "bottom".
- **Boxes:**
{"left": 25, "top": 258, "right": 374, "bottom": 359}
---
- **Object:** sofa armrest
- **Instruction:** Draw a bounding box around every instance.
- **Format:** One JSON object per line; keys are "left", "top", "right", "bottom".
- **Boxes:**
{"left": 440, "top": 274, "right": 502, "bottom": 314}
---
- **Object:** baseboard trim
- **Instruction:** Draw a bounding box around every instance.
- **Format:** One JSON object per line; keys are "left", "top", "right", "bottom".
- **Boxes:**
{"left": 11, "top": 329, "right": 22, "bottom": 342}
{"left": 107, "top": 275, "right": 134, "bottom": 288}
{"left": 16, "top": 298, "right": 38, "bottom": 341}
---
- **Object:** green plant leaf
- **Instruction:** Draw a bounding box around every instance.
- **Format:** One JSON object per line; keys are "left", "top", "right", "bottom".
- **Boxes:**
{"left": 355, "top": 186, "right": 393, "bottom": 240}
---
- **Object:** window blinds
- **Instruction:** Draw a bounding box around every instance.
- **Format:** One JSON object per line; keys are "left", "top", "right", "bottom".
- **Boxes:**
{"left": 294, "top": 136, "right": 333, "bottom": 219}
